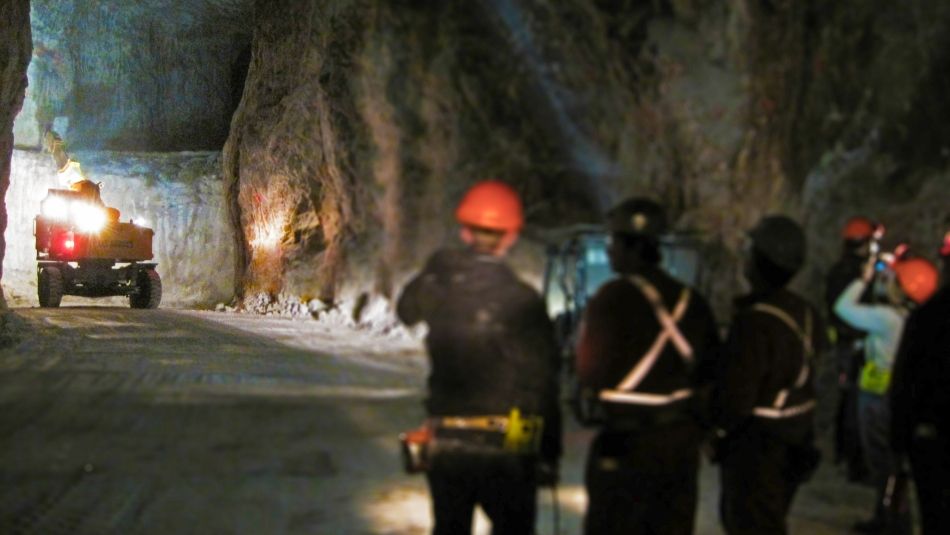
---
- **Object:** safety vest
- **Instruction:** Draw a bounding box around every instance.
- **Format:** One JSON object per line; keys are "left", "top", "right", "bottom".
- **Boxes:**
{"left": 750, "top": 303, "right": 816, "bottom": 419}
{"left": 598, "top": 275, "right": 695, "bottom": 406}
{"left": 859, "top": 362, "right": 891, "bottom": 395}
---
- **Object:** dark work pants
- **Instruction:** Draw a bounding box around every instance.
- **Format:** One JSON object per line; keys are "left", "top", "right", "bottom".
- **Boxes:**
{"left": 909, "top": 432, "right": 950, "bottom": 535}
{"left": 858, "top": 392, "right": 911, "bottom": 533}
{"left": 720, "top": 429, "right": 802, "bottom": 535}
{"left": 426, "top": 452, "right": 537, "bottom": 535}
{"left": 584, "top": 423, "right": 701, "bottom": 535}
{"left": 834, "top": 345, "right": 866, "bottom": 479}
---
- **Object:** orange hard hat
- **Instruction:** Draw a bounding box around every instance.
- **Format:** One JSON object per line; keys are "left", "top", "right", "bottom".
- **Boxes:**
{"left": 893, "top": 257, "right": 939, "bottom": 304}
{"left": 455, "top": 180, "right": 524, "bottom": 232}
{"left": 842, "top": 216, "right": 875, "bottom": 240}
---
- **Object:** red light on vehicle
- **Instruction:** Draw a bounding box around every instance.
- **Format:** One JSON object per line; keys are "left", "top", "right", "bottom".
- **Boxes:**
{"left": 64, "top": 238, "right": 75, "bottom": 250}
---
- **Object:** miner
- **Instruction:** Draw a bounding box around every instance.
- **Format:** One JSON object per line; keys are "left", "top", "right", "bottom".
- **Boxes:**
{"left": 575, "top": 197, "right": 721, "bottom": 534}
{"left": 714, "top": 215, "right": 826, "bottom": 535}
{"left": 396, "top": 180, "right": 561, "bottom": 535}
{"left": 890, "top": 229, "right": 950, "bottom": 535}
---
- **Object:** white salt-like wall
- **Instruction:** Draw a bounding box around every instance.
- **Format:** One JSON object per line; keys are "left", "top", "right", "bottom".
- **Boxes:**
{"left": 3, "top": 149, "right": 235, "bottom": 308}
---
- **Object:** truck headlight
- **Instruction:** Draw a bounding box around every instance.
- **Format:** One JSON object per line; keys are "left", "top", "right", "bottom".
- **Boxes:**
{"left": 41, "top": 196, "right": 69, "bottom": 220}
{"left": 73, "top": 202, "right": 107, "bottom": 233}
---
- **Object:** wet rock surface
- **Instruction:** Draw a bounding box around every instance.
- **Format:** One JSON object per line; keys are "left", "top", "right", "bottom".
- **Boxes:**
{"left": 0, "top": 307, "right": 880, "bottom": 534}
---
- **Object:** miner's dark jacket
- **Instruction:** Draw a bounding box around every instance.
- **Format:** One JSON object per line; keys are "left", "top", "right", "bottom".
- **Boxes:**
{"left": 890, "top": 284, "right": 950, "bottom": 449}
{"left": 396, "top": 247, "right": 562, "bottom": 462}
{"left": 575, "top": 265, "right": 721, "bottom": 424}
{"left": 715, "top": 288, "right": 828, "bottom": 445}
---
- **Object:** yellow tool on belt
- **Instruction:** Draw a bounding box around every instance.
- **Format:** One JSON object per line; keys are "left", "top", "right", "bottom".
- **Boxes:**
{"left": 503, "top": 408, "right": 544, "bottom": 454}
{"left": 435, "top": 407, "right": 543, "bottom": 454}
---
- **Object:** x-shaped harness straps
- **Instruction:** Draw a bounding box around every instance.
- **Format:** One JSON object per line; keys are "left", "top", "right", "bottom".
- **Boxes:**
{"left": 599, "top": 275, "right": 694, "bottom": 406}
{"left": 751, "top": 303, "right": 816, "bottom": 418}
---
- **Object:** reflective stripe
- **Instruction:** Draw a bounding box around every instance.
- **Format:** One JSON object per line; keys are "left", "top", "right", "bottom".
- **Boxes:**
{"left": 599, "top": 277, "right": 694, "bottom": 407}
{"left": 630, "top": 276, "right": 694, "bottom": 363}
{"left": 752, "top": 399, "right": 816, "bottom": 419}
{"left": 600, "top": 388, "right": 694, "bottom": 406}
{"left": 750, "top": 304, "right": 814, "bottom": 411}
{"left": 614, "top": 277, "right": 692, "bottom": 395}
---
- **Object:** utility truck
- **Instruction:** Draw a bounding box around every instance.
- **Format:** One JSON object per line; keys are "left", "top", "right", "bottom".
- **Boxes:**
{"left": 33, "top": 132, "right": 161, "bottom": 308}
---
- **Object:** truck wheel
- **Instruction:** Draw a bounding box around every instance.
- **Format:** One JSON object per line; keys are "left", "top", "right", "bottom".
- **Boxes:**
{"left": 130, "top": 269, "right": 162, "bottom": 309}
{"left": 38, "top": 266, "right": 64, "bottom": 308}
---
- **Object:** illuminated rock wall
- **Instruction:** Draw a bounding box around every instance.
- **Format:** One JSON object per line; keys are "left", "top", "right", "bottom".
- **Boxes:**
{"left": 6, "top": 0, "right": 950, "bottom": 316}
{"left": 226, "top": 0, "right": 950, "bottom": 316}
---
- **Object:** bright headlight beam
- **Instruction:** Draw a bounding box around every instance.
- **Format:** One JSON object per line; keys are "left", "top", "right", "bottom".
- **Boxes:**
{"left": 73, "top": 202, "right": 107, "bottom": 233}
{"left": 41, "top": 196, "right": 69, "bottom": 220}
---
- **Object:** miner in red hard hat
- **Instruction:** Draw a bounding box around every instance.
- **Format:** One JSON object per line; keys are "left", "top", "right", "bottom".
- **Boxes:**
{"left": 825, "top": 216, "right": 879, "bottom": 483}
{"left": 396, "top": 180, "right": 561, "bottom": 535}
{"left": 834, "top": 248, "right": 937, "bottom": 534}
{"left": 890, "top": 229, "right": 950, "bottom": 535}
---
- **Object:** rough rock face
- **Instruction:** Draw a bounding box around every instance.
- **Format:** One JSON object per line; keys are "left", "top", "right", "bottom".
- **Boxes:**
{"left": 0, "top": 0, "right": 32, "bottom": 309}
{"left": 6, "top": 1, "right": 950, "bottom": 316}
{"left": 15, "top": 0, "right": 252, "bottom": 151}
{"left": 226, "top": 0, "right": 950, "bottom": 316}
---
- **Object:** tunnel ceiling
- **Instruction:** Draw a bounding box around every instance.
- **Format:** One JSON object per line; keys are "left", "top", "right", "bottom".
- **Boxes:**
{"left": 17, "top": 0, "right": 254, "bottom": 151}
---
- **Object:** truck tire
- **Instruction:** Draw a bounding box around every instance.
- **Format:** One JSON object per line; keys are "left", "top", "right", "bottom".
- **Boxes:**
{"left": 130, "top": 269, "right": 162, "bottom": 309}
{"left": 38, "top": 266, "right": 64, "bottom": 308}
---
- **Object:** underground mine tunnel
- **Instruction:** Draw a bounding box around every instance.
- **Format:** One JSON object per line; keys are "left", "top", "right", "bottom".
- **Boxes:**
{"left": 1, "top": 0, "right": 949, "bottom": 533}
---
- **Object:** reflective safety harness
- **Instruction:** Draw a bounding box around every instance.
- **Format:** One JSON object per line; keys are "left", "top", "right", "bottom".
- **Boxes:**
{"left": 599, "top": 275, "right": 695, "bottom": 406}
{"left": 750, "top": 303, "right": 816, "bottom": 419}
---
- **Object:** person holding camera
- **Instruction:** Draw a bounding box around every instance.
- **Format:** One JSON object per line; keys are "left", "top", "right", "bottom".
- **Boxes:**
{"left": 834, "top": 251, "right": 938, "bottom": 534}
{"left": 825, "top": 216, "right": 877, "bottom": 482}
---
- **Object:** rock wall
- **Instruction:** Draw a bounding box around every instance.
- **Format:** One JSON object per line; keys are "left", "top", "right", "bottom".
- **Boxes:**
{"left": 7, "top": 0, "right": 950, "bottom": 316}
{"left": 0, "top": 0, "right": 33, "bottom": 309}
{"left": 225, "top": 0, "right": 950, "bottom": 317}
{"left": 4, "top": 150, "right": 234, "bottom": 308}
{"left": 14, "top": 0, "right": 252, "bottom": 151}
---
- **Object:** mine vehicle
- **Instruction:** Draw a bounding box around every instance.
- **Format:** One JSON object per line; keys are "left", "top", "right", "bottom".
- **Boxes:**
{"left": 540, "top": 225, "right": 703, "bottom": 423}
{"left": 33, "top": 132, "right": 161, "bottom": 309}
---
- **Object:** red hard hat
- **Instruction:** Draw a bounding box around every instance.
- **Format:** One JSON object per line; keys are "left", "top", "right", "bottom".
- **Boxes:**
{"left": 842, "top": 216, "right": 875, "bottom": 240}
{"left": 455, "top": 180, "right": 524, "bottom": 232}
{"left": 893, "top": 257, "right": 939, "bottom": 304}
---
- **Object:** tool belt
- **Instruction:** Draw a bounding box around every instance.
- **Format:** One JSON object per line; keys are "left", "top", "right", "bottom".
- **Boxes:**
{"left": 399, "top": 408, "right": 544, "bottom": 474}
{"left": 859, "top": 362, "right": 891, "bottom": 395}
{"left": 435, "top": 408, "right": 544, "bottom": 455}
